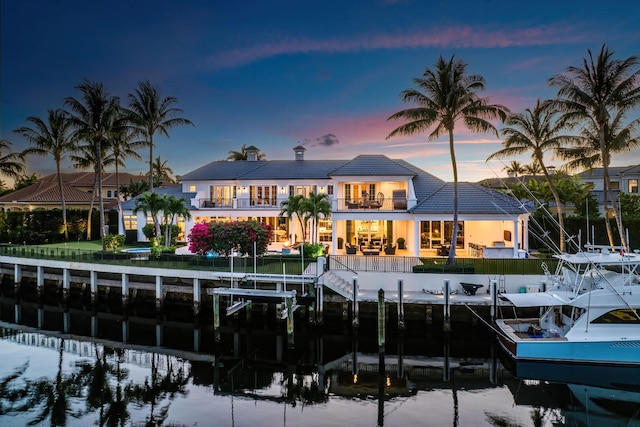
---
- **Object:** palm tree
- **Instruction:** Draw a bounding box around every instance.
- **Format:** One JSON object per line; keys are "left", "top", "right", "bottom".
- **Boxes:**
{"left": 133, "top": 192, "right": 165, "bottom": 242}
{"left": 487, "top": 99, "right": 571, "bottom": 252}
{"left": 71, "top": 141, "right": 115, "bottom": 240}
{"left": 301, "top": 192, "right": 331, "bottom": 244}
{"left": 387, "top": 55, "right": 509, "bottom": 263}
{"left": 126, "top": 80, "right": 193, "bottom": 192}
{"left": 150, "top": 155, "right": 176, "bottom": 185}
{"left": 502, "top": 160, "right": 526, "bottom": 177}
{"left": 226, "top": 144, "right": 267, "bottom": 161}
{"left": 522, "top": 162, "right": 543, "bottom": 176}
{"left": 0, "top": 139, "right": 25, "bottom": 181}
{"left": 549, "top": 44, "right": 640, "bottom": 250}
{"left": 279, "top": 194, "right": 306, "bottom": 243}
{"left": 16, "top": 109, "right": 76, "bottom": 240}
{"left": 110, "top": 116, "right": 143, "bottom": 232}
{"left": 64, "top": 79, "right": 120, "bottom": 244}
{"left": 162, "top": 195, "right": 191, "bottom": 247}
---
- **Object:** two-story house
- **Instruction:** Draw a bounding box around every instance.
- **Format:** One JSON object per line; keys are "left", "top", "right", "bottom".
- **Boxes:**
{"left": 578, "top": 165, "right": 640, "bottom": 214}
{"left": 122, "top": 146, "right": 531, "bottom": 258}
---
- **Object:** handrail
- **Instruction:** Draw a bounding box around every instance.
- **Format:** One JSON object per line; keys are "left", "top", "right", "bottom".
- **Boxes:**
{"left": 327, "top": 255, "right": 358, "bottom": 276}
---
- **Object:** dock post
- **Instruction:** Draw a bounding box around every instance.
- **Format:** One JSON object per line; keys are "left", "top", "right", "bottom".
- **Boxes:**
{"left": 352, "top": 277, "right": 359, "bottom": 328}
{"left": 121, "top": 273, "right": 129, "bottom": 308}
{"left": 490, "top": 279, "right": 498, "bottom": 322}
{"left": 193, "top": 278, "right": 201, "bottom": 317}
{"left": 377, "top": 289, "right": 385, "bottom": 350}
{"left": 90, "top": 271, "right": 98, "bottom": 307}
{"left": 13, "top": 264, "right": 21, "bottom": 294}
{"left": 246, "top": 302, "right": 252, "bottom": 321}
{"left": 286, "top": 296, "right": 294, "bottom": 348}
{"left": 62, "top": 268, "right": 70, "bottom": 304}
{"left": 36, "top": 266, "right": 44, "bottom": 298}
{"left": 155, "top": 275, "right": 163, "bottom": 313}
{"left": 213, "top": 293, "right": 220, "bottom": 342}
{"left": 317, "top": 281, "right": 324, "bottom": 325}
{"left": 443, "top": 279, "right": 451, "bottom": 332}
{"left": 425, "top": 305, "right": 433, "bottom": 325}
{"left": 397, "top": 279, "right": 405, "bottom": 330}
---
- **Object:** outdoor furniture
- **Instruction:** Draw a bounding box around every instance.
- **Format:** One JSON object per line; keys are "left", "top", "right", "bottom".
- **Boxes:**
{"left": 368, "top": 192, "right": 384, "bottom": 209}
{"left": 437, "top": 245, "right": 450, "bottom": 256}
{"left": 345, "top": 244, "right": 357, "bottom": 254}
{"left": 346, "top": 201, "right": 360, "bottom": 209}
{"left": 362, "top": 249, "right": 380, "bottom": 256}
{"left": 392, "top": 190, "right": 407, "bottom": 210}
{"left": 384, "top": 244, "right": 396, "bottom": 255}
{"left": 460, "top": 282, "right": 484, "bottom": 296}
{"left": 203, "top": 200, "right": 216, "bottom": 208}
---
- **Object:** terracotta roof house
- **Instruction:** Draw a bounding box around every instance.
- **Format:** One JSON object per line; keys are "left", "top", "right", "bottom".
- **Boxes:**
{"left": 0, "top": 172, "right": 145, "bottom": 212}
{"left": 121, "top": 147, "right": 532, "bottom": 258}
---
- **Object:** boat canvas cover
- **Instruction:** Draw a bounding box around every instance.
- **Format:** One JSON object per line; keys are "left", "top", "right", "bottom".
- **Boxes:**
{"left": 500, "top": 291, "right": 572, "bottom": 307}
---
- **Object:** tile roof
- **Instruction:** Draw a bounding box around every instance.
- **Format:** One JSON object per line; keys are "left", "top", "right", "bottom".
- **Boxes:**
{"left": 120, "top": 185, "right": 197, "bottom": 211}
{"left": 411, "top": 182, "right": 530, "bottom": 215}
{"left": 0, "top": 180, "right": 97, "bottom": 203}
{"left": 329, "top": 155, "right": 417, "bottom": 176}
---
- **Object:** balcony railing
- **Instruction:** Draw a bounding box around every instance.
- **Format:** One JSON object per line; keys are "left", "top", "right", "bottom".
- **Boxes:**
{"left": 337, "top": 197, "right": 407, "bottom": 211}
{"left": 200, "top": 198, "right": 234, "bottom": 208}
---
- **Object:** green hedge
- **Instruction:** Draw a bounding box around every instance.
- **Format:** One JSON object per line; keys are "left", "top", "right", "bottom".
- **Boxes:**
{"left": 413, "top": 262, "right": 475, "bottom": 274}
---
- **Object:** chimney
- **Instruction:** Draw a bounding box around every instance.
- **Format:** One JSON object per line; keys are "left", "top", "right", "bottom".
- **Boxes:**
{"left": 245, "top": 145, "right": 260, "bottom": 161}
{"left": 293, "top": 145, "right": 306, "bottom": 161}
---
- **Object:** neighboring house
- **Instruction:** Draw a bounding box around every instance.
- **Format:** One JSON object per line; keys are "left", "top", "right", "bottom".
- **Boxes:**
{"left": 0, "top": 172, "right": 144, "bottom": 212}
{"left": 121, "top": 146, "right": 531, "bottom": 258}
{"left": 577, "top": 166, "right": 640, "bottom": 213}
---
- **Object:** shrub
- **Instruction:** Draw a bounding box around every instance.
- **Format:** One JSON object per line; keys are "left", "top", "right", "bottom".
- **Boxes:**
{"left": 103, "top": 234, "right": 125, "bottom": 251}
{"left": 301, "top": 243, "right": 324, "bottom": 258}
{"left": 413, "top": 261, "right": 475, "bottom": 274}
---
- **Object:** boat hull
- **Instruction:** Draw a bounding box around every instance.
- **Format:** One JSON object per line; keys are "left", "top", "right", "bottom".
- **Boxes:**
{"left": 496, "top": 321, "right": 640, "bottom": 365}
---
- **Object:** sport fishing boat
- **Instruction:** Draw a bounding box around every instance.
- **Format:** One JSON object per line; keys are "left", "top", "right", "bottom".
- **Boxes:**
{"left": 495, "top": 249, "right": 640, "bottom": 365}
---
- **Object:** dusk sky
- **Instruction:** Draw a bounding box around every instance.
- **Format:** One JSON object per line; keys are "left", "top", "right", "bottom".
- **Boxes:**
{"left": 2, "top": 0, "right": 640, "bottom": 183}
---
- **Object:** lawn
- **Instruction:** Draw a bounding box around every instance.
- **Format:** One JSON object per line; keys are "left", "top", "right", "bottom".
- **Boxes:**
{"left": 36, "top": 240, "right": 151, "bottom": 251}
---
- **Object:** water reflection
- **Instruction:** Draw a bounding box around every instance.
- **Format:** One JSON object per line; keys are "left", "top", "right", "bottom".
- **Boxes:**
{"left": 0, "top": 300, "right": 639, "bottom": 426}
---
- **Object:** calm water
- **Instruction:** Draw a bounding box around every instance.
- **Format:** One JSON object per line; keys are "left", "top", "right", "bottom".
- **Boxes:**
{"left": 1, "top": 300, "right": 639, "bottom": 427}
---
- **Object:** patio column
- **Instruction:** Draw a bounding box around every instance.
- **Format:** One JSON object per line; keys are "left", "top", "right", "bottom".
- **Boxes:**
{"left": 513, "top": 219, "right": 519, "bottom": 258}
{"left": 412, "top": 219, "right": 420, "bottom": 256}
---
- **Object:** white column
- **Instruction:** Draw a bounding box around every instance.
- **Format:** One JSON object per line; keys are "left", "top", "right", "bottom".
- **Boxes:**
{"left": 513, "top": 219, "right": 519, "bottom": 258}
{"left": 412, "top": 220, "right": 420, "bottom": 256}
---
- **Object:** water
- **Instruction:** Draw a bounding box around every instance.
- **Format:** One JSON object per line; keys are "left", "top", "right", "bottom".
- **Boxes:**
{"left": 1, "top": 301, "right": 639, "bottom": 426}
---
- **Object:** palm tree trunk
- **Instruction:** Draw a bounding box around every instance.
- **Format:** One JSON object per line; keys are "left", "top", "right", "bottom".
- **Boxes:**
{"left": 56, "top": 164, "right": 68, "bottom": 241}
{"left": 543, "top": 167, "right": 565, "bottom": 252}
{"left": 149, "top": 134, "right": 154, "bottom": 192}
{"left": 97, "top": 141, "right": 106, "bottom": 246}
{"left": 116, "top": 157, "right": 124, "bottom": 234}
{"left": 87, "top": 174, "right": 98, "bottom": 240}
{"left": 447, "top": 129, "right": 458, "bottom": 265}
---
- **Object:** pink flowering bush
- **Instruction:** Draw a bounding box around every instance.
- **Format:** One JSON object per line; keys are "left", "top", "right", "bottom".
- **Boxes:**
{"left": 187, "top": 220, "right": 273, "bottom": 256}
{"left": 187, "top": 222, "right": 213, "bottom": 255}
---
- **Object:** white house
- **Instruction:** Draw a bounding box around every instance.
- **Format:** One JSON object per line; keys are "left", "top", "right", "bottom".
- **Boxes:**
{"left": 121, "top": 146, "right": 531, "bottom": 258}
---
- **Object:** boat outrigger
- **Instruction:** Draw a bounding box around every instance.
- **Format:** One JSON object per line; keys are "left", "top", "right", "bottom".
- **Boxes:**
{"left": 495, "top": 249, "right": 640, "bottom": 365}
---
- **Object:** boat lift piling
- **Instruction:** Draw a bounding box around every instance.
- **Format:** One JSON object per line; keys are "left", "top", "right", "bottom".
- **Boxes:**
{"left": 397, "top": 279, "right": 405, "bottom": 330}
{"left": 490, "top": 279, "right": 498, "bottom": 323}
{"left": 443, "top": 279, "right": 451, "bottom": 332}
{"left": 352, "top": 277, "right": 359, "bottom": 329}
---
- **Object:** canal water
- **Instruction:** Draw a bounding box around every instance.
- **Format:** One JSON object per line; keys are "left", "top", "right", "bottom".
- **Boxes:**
{"left": 0, "top": 299, "right": 639, "bottom": 426}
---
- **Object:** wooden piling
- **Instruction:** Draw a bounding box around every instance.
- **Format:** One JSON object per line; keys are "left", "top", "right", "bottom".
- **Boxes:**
{"left": 13, "top": 264, "right": 21, "bottom": 294}
{"left": 121, "top": 273, "right": 129, "bottom": 308}
{"left": 286, "top": 296, "right": 294, "bottom": 348}
{"left": 490, "top": 279, "right": 498, "bottom": 323}
{"left": 213, "top": 293, "right": 220, "bottom": 342}
{"left": 155, "top": 275, "right": 163, "bottom": 312}
{"left": 377, "top": 289, "right": 385, "bottom": 350}
{"left": 36, "top": 266, "right": 44, "bottom": 298}
{"left": 193, "top": 278, "right": 201, "bottom": 317}
{"left": 90, "top": 271, "right": 98, "bottom": 307}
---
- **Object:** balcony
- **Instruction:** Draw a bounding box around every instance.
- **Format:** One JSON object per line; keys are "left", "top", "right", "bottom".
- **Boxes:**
{"left": 198, "top": 198, "right": 283, "bottom": 209}
{"left": 199, "top": 198, "right": 233, "bottom": 209}
{"left": 337, "top": 196, "right": 407, "bottom": 211}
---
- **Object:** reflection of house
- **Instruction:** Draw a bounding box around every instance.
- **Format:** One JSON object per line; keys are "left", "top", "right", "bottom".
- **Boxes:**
{"left": 0, "top": 172, "right": 144, "bottom": 212}
{"left": 122, "top": 146, "right": 531, "bottom": 257}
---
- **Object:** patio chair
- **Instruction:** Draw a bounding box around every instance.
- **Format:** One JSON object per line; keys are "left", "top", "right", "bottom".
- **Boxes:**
{"left": 346, "top": 201, "right": 360, "bottom": 209}
{"left": 368, "top": 192, "right": 384, "bottom": 209}
{"left": 345, "top": 244, "right": 357, "bottom": 254}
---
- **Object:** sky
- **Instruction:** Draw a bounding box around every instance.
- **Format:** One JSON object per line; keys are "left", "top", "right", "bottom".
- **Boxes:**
{"left": 2, "top": 0, "right": 640, "bottom": 184}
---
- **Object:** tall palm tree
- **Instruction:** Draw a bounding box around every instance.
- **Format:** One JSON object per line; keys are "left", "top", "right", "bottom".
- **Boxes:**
{"left": 279, "top": 194, "right": 306, "bottom": 243}
{"left": 0, "top": 139, "right": 25, "bottom": 181}
{"left": 522, "top": 162, "right": 543, "bottom": 176}
{"left": 226, "top": 144, "right": 267, "bottom": 161}
{"left": 15, "top": 109, "right": 75, "bottom": 240}
{"left": 150, "top": 155, "right": 176, "bottom": 185}
{"left": 64, "top": 79, "right": 120, "bottom": 244}
{"left": 110, "top": 116, "right": 144, "bottom": 232}
{"left": 126, "top": 80, "right": 193, "bottom": 192}
{"left": 487, "top": 99, "right": 572, "bottom": 252}
{"left": 387, "top": 55, "right": 509, "bottom": 263}
{"left": 301, "top": 192, "right": 331, "bottom": 244}
{"left": 71, "top": 140, "right": 116, "bottom": 240}
{"left": 557, "top": 108, "right": 640, "bottom": 246}
{"left": 549, "top": 44, "right": 640, "bottom": 250}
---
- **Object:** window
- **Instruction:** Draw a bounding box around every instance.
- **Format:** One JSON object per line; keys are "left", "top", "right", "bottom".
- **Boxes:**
{"left": 123, "top": 215, "right": 137, "bottom": 230}
{"left": 611, "top": 181, "right": 620, "bottom": 190}
{"left": 592, "top": 309, "right": 640, "bottom": 324}
{"left": 328, "top": 185, "right": 333, "bottom": 195}
{"left": 188, "top": 185, "right": 196, "bottom": 192}
{"left": 629, "top": 179, "right": 638, "bottom": 193}
{"left": 107, "top": 190, "right": 112, "bottom": 197}
{"left": 209, "top": 185, "right": 234, "bottom": 206}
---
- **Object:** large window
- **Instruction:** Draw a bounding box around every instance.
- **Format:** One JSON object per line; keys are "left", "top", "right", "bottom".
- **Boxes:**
{"left": 629, "top": 179, "right": 638, "bottom": 193}
{"left": 123, "top": 215, "right": 137, "bottom": 230}
{"left": 210, "top": 185, "right": 235, "bottom": 206}
{"left": 250, "top": 185, "right": 277, "bottom": 206}
{"left": 420, "top": 221, "right": 464, "bottom": 249}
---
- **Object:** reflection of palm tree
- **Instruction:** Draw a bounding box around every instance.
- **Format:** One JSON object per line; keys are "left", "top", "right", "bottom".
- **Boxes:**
{"left": 103, "top": 349, "right": 130, "bottom": 427}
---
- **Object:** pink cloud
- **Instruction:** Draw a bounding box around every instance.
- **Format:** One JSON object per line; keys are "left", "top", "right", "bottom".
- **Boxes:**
{"left": 207, "top": 23, "right": 592, "bottom": 69}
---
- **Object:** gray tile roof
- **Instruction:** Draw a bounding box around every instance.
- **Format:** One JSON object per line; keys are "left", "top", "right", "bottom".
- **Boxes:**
{"left": 411, "top": 182, "right": 530, "bottom": 215}
{"left": 329, "top": 155, "right": 417, "bottom": 176}
{"left": 392, "top": 159, "right": 445, "bottom": 200}
{"left": 121, "top": 185, "right": 196, "bottom": 210}
{"left": 179, "top": 161, "right": 267, "bottom": 180}
{"left": 240, "top": 160, "right": 347, "bottom": 179}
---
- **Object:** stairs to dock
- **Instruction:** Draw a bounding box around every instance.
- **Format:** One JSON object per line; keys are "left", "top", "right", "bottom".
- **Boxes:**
{"left": 320, "top": 271, "right": 354, "bottom": 300}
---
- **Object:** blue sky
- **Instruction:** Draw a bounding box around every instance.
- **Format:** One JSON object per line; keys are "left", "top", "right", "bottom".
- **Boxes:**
{"left": 2, "top": 0, "right": 640, "bottom": 183}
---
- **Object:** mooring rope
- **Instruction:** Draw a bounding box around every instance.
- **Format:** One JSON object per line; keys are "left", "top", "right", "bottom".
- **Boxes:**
{"left": 462, "top": 303, "right": 516, "bottom": 344}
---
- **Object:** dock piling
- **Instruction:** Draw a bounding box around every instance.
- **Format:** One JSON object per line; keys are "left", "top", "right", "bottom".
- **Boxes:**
{"left": 490, "top": 279, "right": 498, "bottom": 322}
{"left": 352, "top": 277, "right": 359, "bottom": 328}
{"left": 397, "top": 279, "right": 405, "bottom": 330}
{"left": 213, "top": 293, "right": 220, "bottom": 342}
{"left": 443, "top": 279, "right": 451, "bottom": 332}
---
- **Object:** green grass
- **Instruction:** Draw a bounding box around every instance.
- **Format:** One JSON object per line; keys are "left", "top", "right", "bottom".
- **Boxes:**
{"left": 36, "top": 240, "right": 151, "bottom": 251}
